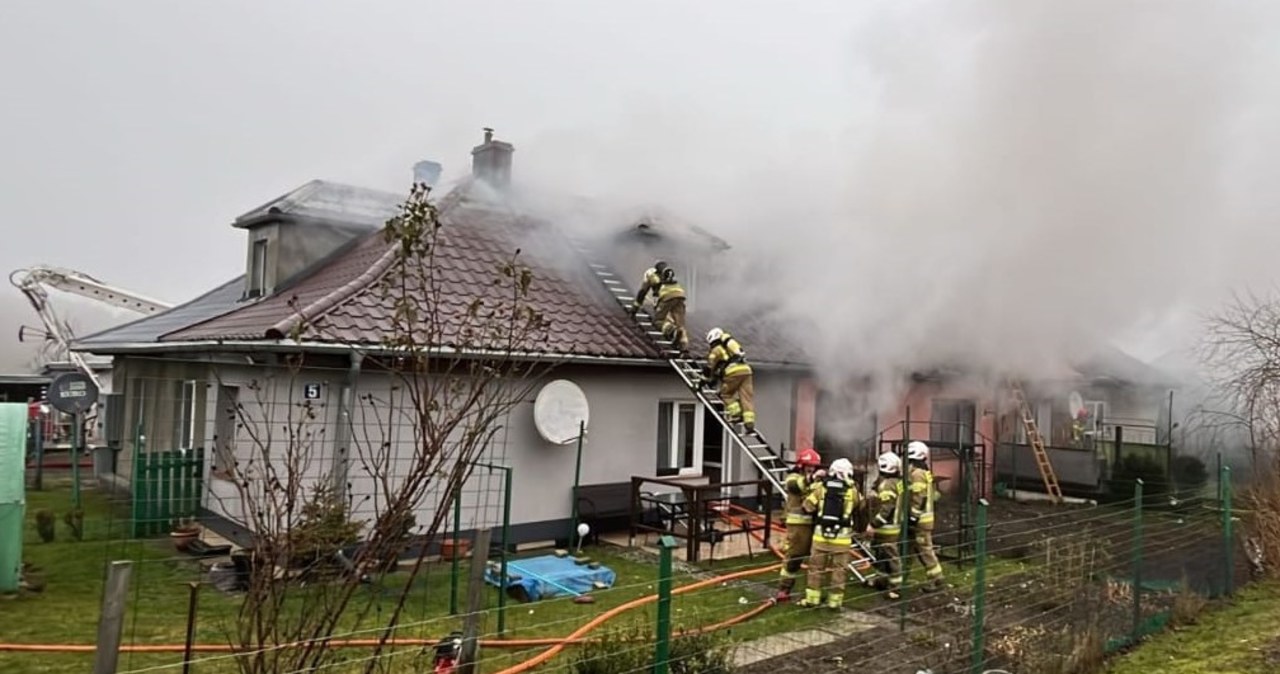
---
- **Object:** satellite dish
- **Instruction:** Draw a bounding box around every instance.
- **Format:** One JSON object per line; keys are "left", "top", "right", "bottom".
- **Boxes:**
{"left": 533, "top": 379, "right": 590, "bottom": 445}
{"left": 1068, "top": 391, "right": 1085, "bottom": 417}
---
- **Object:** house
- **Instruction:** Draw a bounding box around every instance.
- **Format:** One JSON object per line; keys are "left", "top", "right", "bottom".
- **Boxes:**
{"left": 74, "top": 131, "right": 817, "bottom": 545}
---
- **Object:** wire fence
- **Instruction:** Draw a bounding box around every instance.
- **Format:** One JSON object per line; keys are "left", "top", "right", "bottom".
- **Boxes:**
{"left": 6, "top": 363, "right": 1250, "bottom": 674}
{"left": 4, "top": 466, "right": 1246, "bottom": 674}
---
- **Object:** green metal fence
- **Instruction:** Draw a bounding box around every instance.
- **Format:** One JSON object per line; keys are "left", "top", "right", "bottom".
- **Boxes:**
{"left": 131, "top": 449, "right": 204, "bottom": 538}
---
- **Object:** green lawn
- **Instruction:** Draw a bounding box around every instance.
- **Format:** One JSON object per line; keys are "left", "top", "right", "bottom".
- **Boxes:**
{"left": 1106, "top": 580, "right": 1280, "bottom": 674}
{"left": 2, "top": 484, "right": 1004, "bottom": 674}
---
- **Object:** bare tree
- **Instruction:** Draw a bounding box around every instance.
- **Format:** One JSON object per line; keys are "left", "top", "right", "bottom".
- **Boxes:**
{"left": 211, "top": 182, "right": 558, "bottom": 673}
{"left": 1199, "top": 289, "right": 1280, "bottom": 578}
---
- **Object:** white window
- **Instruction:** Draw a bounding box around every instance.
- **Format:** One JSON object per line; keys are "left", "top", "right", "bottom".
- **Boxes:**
{"left": 249, "top": 239, "right": 269, "bottom": 297}
{"left": 1083, "top": 400, "right": 1107, "bottom": 435}
{"left": 174, "top": 380, "right": 198, "bottom": 450}
{"left": 656, "top": 401, "right": 704, "bottom": 476}
{"left": 212, "top": 384, "right": 240, "bottom": 476}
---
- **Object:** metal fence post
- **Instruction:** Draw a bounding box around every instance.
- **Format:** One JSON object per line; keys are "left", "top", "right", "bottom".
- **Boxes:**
{"left": 969, "top": 499, "right": 989, "bottom": 674}
{"left": 499, "top": 465, "right": 513, "bottom": 636}
{"left": 1131, "top": 479, "right": 1144, "bottom": 640}
{"left": 92, "top": 560, "right": 134, "bottom": 674}
{"left": 457, "top": 528, "right": 491, "bottom": 674}
{"left": 450, "top": 483, "right": 463, "bottom": 615}
{"left": 1222, "top": 465, "right": 1233, "bottom": 597}
{"left": 655, "top": 535, "right": 676, "bottom": 674}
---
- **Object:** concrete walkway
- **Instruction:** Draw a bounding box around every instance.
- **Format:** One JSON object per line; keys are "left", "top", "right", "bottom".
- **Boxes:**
{"left": 731, "top": 610, "right": 892, "bottom": 667}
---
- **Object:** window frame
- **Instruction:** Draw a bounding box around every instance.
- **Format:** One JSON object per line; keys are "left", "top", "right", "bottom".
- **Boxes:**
{"left": 656, "top": 400, "right": 705, "bottom": 477}
{"left": 212, "top": 384, "right": 240, "bottom": 478}
{"left": 249, "top": 238, "right": 269, "bottom": 297}
{"left": 929, "top": 397, "right": 976, "bottom": 446}
{"left": 175, "top": 379, "right": 198, "bottom": 451}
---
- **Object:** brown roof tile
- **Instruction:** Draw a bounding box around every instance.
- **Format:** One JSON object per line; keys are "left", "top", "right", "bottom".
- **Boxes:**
{"left": 163, "top": 191, "right": 661, "bottom": 360}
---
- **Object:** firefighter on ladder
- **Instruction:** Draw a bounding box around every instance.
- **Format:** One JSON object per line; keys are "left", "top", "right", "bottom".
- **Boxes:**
{"left": 870, "top": 451, "right": 905, "bottom": 600}
{"left": 799, "top": 457, "right": 860, "bottom": 609}
{"left": 906, "top": 440, "right": 945, "bottom": 591}
{"left": 701, "top": 327, "right": 755, "bottom": 432}
{"left": 776, "top": 447, "right": 824, "bottom": 603}
{"left": 628, "top": 260, "right": 690, "bottom": 358}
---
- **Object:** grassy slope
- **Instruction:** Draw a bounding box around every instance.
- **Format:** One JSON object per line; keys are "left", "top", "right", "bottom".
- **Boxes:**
{"left": 3, "top": 484, "right": 1008, "bottom": 674}
{"left": 1107, "top": 581, "right": 1280, "bottom": 674}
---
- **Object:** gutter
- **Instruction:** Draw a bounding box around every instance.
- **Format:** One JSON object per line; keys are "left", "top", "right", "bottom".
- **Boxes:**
{"left": 69, "top": 339, "right": 670, "bottom": 367}
{"left": 331, "top": 352, "right": 364, "bottom": 493}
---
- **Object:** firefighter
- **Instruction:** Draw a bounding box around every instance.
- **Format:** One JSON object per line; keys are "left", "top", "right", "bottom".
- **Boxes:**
{"left": 701, "top": 328, "right": 756, "bottom": 432}
{"left": 628, "top": 260, "right": 690, "bottom": 357}
{"left": 799, "top": 457, "right": 860, "bottom": 609}
{"left": 906, "top": 440, "right": 945, "bottom": 591}
{"left": 776, "top": 447, "right": 824, "bottom": 602}
{"left": 870, "top": 451, "right": 905, "bottom": 600}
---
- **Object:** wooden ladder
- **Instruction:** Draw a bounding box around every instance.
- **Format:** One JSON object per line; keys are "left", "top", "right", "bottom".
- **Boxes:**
{"left": 1008, "top": 379, "right": 1064, "bottom": 503}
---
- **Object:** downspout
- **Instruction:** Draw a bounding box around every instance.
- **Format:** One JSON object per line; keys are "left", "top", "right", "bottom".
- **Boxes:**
{"left": 332, "top": 352, "right": 364, "bottom": 494}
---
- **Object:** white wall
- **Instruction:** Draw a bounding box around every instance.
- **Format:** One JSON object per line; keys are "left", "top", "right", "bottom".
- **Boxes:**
{"left": 195, "top": 358, "right": 801, "bottom": 535}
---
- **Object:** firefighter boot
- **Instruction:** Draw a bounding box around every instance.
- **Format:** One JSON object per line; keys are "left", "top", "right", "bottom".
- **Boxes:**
{"left": 775, "top": 578, "right": 794, "bottom": 603}
{"left": 826, "top": 592, "right": 844, "bottom": 610}
{"left": 797, "top": 588, "right": 823, "bottom": 608}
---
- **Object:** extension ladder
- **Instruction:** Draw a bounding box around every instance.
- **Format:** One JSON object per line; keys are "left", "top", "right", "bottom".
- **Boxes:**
{"left": 1007, "top": 379, "right": 1064, "bottom": 502}
{"left": 567, "top": 238, "right": 789, "bottom": 495}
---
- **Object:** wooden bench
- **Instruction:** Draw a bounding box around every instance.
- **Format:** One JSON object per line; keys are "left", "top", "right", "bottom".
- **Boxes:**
{"left": 574, "top": 482, "right": 637, "bottom": 543}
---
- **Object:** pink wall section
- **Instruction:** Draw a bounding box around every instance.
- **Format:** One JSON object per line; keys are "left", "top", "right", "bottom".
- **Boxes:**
{"left": 792, "top": 377, "right": 818, "bottom": 457}
{"left": 876, "top": 380, "right": 998, "bottom": 499}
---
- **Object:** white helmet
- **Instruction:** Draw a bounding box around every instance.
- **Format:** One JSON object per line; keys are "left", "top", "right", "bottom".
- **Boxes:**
{"left": 907, "top": 440, "right": 930, "bottom": 462}
{"left": 877, "top": 452, "right": 902, "bottom": 475}
{"left": 830, "top": 458, "right": 854, "bottom": 481}
{"left": 705, "top": 327, "right": 724, "bottom": 345}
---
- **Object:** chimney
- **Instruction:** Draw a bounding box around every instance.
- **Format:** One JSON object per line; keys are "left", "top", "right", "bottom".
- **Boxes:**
{"left": 413, "top": 160, "right": 442, "bottom": 187}
{"left": 471, "top": 127, "right": 514, "bottom": 189}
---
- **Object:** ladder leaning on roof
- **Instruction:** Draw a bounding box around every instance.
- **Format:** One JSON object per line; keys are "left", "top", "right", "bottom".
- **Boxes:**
{"left": 1007, "top": 378, "right": 1064, "bottom": 503}
{"left": 564, "top": 237, "right": 788, "bottom": 496}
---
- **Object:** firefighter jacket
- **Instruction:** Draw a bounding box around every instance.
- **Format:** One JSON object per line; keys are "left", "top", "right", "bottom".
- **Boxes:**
{"left": 634, "top": 267, "right": 686, "bottom": 307}
{"left": 783, "top": 471, "right": 817, "bottom": 526}
{"left": 805, "top": 477, "right": 860, "bottom": 546}
{"left": 705, "top": 335, "right": 751, "bottom": 381}
{"left": 871, "top": 475, "right": 903, "bottom": 537}
{"left": 908, "top": 465, "right": 936, "bottom": 528}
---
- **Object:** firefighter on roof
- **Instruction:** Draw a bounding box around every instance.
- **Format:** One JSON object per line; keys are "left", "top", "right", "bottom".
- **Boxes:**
{"left": 798, "top": 457, "right": 860, "bottom": 609}
{"left": 906, "top": 440, "right": 945, "bottom": 591}
{"left": 776, "top": 447, "right": 824, "bottom": 602}
{"left": 701, "top": 328, "right": 756, "bottom": 432}
{"left": 629, "top": 260, "right": 690, "bottom": 357}
{"left": 870, "top": 451, "right": 905, "bottom": 600}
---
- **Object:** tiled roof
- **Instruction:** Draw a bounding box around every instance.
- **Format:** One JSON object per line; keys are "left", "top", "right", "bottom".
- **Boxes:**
{"left": 74, "top": 275, "right": 246, "bottom": 350}
{"left": 163, "top": 189, "right": 662, "bottom": 360}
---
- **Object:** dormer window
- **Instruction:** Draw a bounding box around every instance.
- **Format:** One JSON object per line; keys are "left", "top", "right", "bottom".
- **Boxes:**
{"left": 248, "top": 238, "right": 269, "bottom": 298}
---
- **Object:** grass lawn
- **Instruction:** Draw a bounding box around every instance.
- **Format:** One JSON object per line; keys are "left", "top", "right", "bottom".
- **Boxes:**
{"left": 2, "top": 484, "right": 1004, "bottom": 674}
{"left": 1106, "top": 580, "right": 1280, "bottom": 674}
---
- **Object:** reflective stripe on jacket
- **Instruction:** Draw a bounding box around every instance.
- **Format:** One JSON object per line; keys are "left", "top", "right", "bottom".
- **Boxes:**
{"left": 784, "top": 471, "right": 815, "bottom": 525}
{"left": 707, "top": 337, "right": 751, "bottom": 379}
{"left": 871, "top": 476, "right": 902, "bottom": 537}
{"left": 909, "top": 465, "right": 936, "bottom": 526}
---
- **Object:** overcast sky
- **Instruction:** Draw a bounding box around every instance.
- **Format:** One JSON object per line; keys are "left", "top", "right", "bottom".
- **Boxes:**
{"left": 2, "top": 1, "right": 1278, "bottom": 374}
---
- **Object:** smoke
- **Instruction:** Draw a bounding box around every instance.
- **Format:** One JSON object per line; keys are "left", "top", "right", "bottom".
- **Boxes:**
{"left": 515, "top": 1, "right": 1280, "bottom": 405}
{"left": 0, "top": 287, "right": 138, "bottom": 373}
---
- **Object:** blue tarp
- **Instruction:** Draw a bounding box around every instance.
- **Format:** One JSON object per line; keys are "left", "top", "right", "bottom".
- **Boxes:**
{"left": 484, "top": 554, "right": 616, "bottom": 602}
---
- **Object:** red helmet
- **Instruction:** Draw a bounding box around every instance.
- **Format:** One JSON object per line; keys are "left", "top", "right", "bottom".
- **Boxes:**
{"left": 795, "top": 448, "right": 822, "bottom": 467}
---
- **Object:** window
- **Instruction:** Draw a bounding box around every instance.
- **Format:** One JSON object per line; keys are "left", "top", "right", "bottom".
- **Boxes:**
{"left": 249, "top": 238, "right": 269, "bottom": 297}
{"left": 213, "top": 385, "right": 240, "bottom": 476}
{"left": 1083, "top": 400, "right": 1107, "bottom": 435}
{"left": 929, "top": 398, "right": 976, "bottom": 446}
{"left": 173, "top": 380, "right": 198, "bottom": 450}
{"left": 656, "top": 401, "right": 704, "bottom": 476}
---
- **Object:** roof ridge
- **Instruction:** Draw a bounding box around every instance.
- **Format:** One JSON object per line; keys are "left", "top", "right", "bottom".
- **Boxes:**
{"left": 263, "top": 183, "right": 471, "bottom": 340}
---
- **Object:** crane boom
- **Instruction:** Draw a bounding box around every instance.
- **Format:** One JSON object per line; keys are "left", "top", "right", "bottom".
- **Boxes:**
{"left": 12, "top": 266, "right": 172, "bottom": 315}
{"left": 9, "top": 265, "right": 173, "bottom": 390}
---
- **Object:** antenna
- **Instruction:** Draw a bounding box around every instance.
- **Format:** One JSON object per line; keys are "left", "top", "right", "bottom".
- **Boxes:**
{"left": 532, "top": 379, "right": 590, "bottom": 445}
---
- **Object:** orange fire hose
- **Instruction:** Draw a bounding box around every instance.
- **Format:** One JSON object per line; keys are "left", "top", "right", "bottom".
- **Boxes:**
{"left": 0, "top": 564, "right": 781, "bottom": 658}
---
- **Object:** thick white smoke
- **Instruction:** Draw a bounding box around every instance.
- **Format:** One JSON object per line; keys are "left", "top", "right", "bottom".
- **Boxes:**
{"left": 519, "top": 1, "right": 1280, "bottom": 402}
